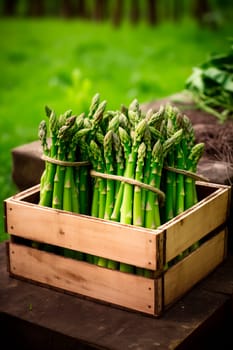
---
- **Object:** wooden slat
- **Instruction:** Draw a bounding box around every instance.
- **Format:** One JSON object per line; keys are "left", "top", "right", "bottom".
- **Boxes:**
{"left": 5, "top": 199, "right": 159, "bottom": 270}
{"left": 164, "top": 229, "right": 226, "bottom": 307}
{"left": 9, "top": 242, "right": 156, "bottom": 315}
{"left": 164, "top": 187, "right": 229, "bottom": 262}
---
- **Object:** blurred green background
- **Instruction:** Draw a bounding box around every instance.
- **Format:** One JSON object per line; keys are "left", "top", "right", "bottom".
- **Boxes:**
{"left": 0, "top": 0, "right": 232, "bottom": 241}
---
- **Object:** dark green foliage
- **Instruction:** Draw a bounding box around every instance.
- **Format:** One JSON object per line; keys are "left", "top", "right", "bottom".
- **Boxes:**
{"left": 186, "top": 42, "right": 233, "bottom": 122}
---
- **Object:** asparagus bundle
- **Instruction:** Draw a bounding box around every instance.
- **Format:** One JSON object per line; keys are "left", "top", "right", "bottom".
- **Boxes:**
{"left": 162, "top": 105, "right": 205, "bottom": 220}
{"left": 39, "top": 109, "right": 86, "bottom": 213}
{"left": 38, "top": 106, "right": 92, "bottom": 258}
{"left": 38, "top": 94, "right": 205, "bottom": 273}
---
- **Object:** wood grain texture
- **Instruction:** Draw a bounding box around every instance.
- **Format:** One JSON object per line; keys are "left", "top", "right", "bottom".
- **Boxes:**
{"left": 164, "top": 229, "right": 226, "bottom": 307}
{"left": 9, "top": 242, "right": 156, "bottom": 315}
{"left": 5, "top": 185, "right": 159, "bottom": 270}
{"left": 164, "top": 184, "right": 230, "bottom": 262}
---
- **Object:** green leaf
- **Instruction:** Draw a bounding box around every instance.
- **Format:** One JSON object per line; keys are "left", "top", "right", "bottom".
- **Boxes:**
{"left": 185, "top": 42, "right": 233, "bottom": 121}
{"left": 203, "top": 67, "right": 228, "bottom": 85}
{"left": 185, "top": 68, "right": 205, "bottom": 92}
{"left": 207, "top": 52, "right": 233, "bottom": 70}
{"left": 223, "top": 75, "right": 233, "bottom": 92}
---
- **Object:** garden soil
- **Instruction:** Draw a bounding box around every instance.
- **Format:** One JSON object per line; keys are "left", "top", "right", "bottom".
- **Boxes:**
{"left": 142, "top": 92, "right": 233, "bottom": 185}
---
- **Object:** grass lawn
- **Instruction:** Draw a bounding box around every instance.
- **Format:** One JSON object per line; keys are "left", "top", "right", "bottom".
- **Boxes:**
{"left": 0, "top": 17, "right": 232, "bottom": 241}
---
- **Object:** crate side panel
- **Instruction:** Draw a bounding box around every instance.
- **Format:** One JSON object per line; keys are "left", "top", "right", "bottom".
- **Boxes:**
{"left": 164, "top": 229, "right": 226, "bottom": 307}
{"left": 6, "top": 201, "right": 158, "bottom": 270}
{"left": 165, "top": 188, "right": 229, "bottom": 262}
{"left": 8, "top": 242, "right": 155, "bottom": 315}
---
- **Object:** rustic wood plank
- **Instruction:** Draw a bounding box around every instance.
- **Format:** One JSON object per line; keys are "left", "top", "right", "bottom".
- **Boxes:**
{"left": 164, "top": 229, "right": 226, "bottom": 307}
{"left": 9, "top": 242, "right": 156, "bottom": 315}
{"left": 11, "top": 141, "right": 44, "bottom": 191}
{"left": 164, "top": 186, "right": 229, "bottom": 262}
{"left": 5, "top": 196, "right": 159, "bottom": 270}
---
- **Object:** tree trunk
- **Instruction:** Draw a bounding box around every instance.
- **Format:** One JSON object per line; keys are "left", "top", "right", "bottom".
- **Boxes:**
{"left": 173, "top": 0, "right": 183, "bottom": 22}
{"left": 60, "top": 0, "right": 74, "bottom": 18}
{"left": 130, "top": 0, "right": 140, "bottom": 25}
{"left": 112, "top": 0, "right": 123, "bottom": 27}
{"left": 147, "top": 0, "right": 157, "bottom": 26}
{"left": 2, "top": 0, "right": 17, "bottom": 16}
{"left": 77, "top": 0, "right": 88, "bottom": 18}
{"left": 192, "top": 0, "right": 211, "bottom": 25}
{"left": 93, "top": 0, "right": 107, "bottom": 21}
{"left": 27, "top": 0, "right": 45, "bottom": 17}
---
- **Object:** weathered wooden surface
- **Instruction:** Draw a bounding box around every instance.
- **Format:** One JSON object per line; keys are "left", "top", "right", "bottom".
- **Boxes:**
{"left": 164, "top": 229, "right": 226, "bottom": 307}
{"left": 0, "top": 243, "right": 233, "bottom": 350}
{"left": 11, "top": 140, "right": 44, "bottom": 190}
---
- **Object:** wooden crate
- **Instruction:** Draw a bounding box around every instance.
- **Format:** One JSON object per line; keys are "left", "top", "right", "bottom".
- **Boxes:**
{"left": 4, "top": 181, "right": 231, "bottom": 317}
